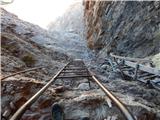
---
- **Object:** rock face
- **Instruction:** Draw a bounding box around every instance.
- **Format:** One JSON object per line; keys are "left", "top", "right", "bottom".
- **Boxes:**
{"left": 1, "top": 6, "right": 92, "bottom": 60}
{"left": 1, "top": 79, "right": 55, "bottom": 120}
{"left": 47, "top": 2, "right": 93, "bottom": 60}
{"left": 84, "top": 1, "right": 160, "bottom": 58}
{"left": 1, "top": 3, "right": 160, "bottom": 120}
{"left": 1, "top": 8, "right": 70, "bottom": 120}
{"left": 1, "top": 8, "right": 71, "bottom": 79}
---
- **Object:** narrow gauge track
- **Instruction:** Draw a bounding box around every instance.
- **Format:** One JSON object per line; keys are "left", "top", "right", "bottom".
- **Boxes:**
{"left": 5, "top": 59, "right": 135, "bottom": 120}
{"left": 110, "top": 53, "right": 160, "bottom": 91}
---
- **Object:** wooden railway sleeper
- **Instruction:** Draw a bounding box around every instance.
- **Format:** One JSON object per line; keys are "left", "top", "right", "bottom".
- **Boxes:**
{"left": 113, "top": 58, "right": 125, "bottom": 79}
{"left": 133, "top": 63, "right": 139, "bottom": 80}
{"left": 9, "top": 60, "right": 136, "bottom": 120}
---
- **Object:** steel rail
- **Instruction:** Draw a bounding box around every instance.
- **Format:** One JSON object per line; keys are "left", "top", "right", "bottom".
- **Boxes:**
{"left": 88, "top": 70, "right": 135, "bottom": 120}
{"left": 9, "top": 60, "right": 135, "bottom": 120}
{"left": 110, "top": 53, "right": 152, "bottom": 63}
{"left": 9, "top": 63, "right": 69, "bottom": 120}
{"left": 81, "top": 60, "right": 135, "bottom": 120}
{"left": 1, "top": 66, "right": 44, "bottom": 80}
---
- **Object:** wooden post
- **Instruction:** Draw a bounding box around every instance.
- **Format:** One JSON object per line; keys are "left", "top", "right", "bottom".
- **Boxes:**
{"left": 133, "top": 63, "right": 139, "bottom": 80}
{"left": 114, "top": 58, "right": 125, "bottom": 79}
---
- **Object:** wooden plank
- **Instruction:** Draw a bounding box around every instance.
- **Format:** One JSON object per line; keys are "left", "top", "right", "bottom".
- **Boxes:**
{"left": 110, "top": 53, "right": 152, "bottom": 63}
{"left": 123, "top": 71, "right": 149, "bottom": 84}
{"left": 121, "top": 68, "right": 134, "bottom": 71}
{"left": 108, "top": 58, "right": 116, "bottom": 71}
{"left": 64, "top": 66, "right": 86, "bottom": 68}
{"left": 138, "top": 73, "right": 151, "bottom": 78}
{"left": 114, "top": 58, "right": 125, "bottom": 79}
{"left": 66, "top": 65, "right": 85, "bottom": 67}
{"left": 64, "top": 68, "right": 87, "bottom": 70}
{"left": 57, "top": 75, "right": 91, "bottom": 78}
{"left": 60, "top": 71, "right": 88, "bottom": 73}
{"left": 121, "top": 66, "right": 132, "bottom": 69}
{"left": 142, "top": 75, "right": 157, "bottom": 80}
{"left": 151, "top": 79, "right": 160, "bottom": 84}
{"left": 124, "top": 61, "right": 160, "bottom": 76}
{"left": 150, "top": 81, "right": 160, "bottom": 91}
{"left": 137, "top": 78, "right": 148, "bottom": 84}
{"left": 133, "top": 64, "right": 139, "bottom": 80}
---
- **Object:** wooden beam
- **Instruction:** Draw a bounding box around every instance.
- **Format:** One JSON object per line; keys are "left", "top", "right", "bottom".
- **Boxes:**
{"left": 110, "top": 53, "right": 152, "bottom": 63}
{"left": 142, "top": 75, "right": 157, "bottom": 80}
{"left": 121, "top": 68, "right": 134, "bottom": 71}
{"left": 124, "top": 61, "right": 160, "bottom": 76}
{"left": 57, "top": 75, "right": 91, "bottom": 79}
{"left": 60, "top": 71, "right": 88, "bottom": 73}
{"left": 138, "top": 73, "right": 151, "bottom": 78}
{"left": 114, "top": 58, "right": 125, "bottom": 79}
{"left": 64, "top": 68, "right": 87, "bottom": 70}
{"left": 133, "top": 64, "right": 139, "bottom": 80}
{"left": 123, "top": 71, "right": 134, "bottom": 78}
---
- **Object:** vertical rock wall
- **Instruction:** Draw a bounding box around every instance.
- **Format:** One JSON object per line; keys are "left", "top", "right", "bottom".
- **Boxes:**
{"left": 84, "top": 1, "right": 160, "bottom": 58}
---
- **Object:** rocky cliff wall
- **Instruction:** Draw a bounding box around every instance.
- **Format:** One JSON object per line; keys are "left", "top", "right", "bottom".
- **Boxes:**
{"left": 48, "top": 1, "right": 84, "bottom": 36}
{"left": 84, "top": 1, "right": 160, "bottom": 58}
{"left": 1, "top": 8, "right": 70, "bottom": 80}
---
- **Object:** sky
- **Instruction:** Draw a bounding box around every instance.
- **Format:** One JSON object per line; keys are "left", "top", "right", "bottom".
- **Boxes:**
{"left": 2, "top": 0, "right": 78, "bottom": 29}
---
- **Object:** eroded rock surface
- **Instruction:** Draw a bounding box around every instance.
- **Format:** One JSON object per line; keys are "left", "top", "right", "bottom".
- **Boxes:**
{"left": 84, "top": 1, "right": 160, "bottom": 58}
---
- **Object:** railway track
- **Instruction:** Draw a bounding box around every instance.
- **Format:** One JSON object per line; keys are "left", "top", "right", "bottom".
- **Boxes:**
{"left": 110, "top": 53, "right": 160, "bottom": 91}
{"left": 3, "top": 59, "right": 135, "bottom": 120}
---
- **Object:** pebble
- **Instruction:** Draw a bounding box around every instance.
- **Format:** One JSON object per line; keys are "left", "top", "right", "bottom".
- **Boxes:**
{"left": 77, "top": 83, "right": 90, "bottom": 91}
{"left": 101, "top": 64, "right": 108, "bottom": 70}
{"left": 10, "top": 102, "right": 16, "bottom": 110}
{"left": 11, "top": 91, "right": 15, "bottom": 95}
{"left": 3, "top": 109, "right": 11, "bottom": 118}
{"left": 54, "top": 86, "right": 66, "bottom": 93}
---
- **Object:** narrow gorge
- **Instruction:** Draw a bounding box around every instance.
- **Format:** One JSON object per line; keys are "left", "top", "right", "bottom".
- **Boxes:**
{"left": 1, "top": 1, "right": 160, "bottom": 120}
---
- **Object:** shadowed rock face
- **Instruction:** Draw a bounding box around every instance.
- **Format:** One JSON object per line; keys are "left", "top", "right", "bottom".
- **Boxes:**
{"left": 1, "top": 8, "right": 71, "bottom": 80}
{"left": 1, "top": 8, "right": 71, "bottom": 119}
{"left": 84, "top": 1, "right": 160, "bottom": 58}
{"left": 1, "top": 78, "right": 58, "bottom": 120}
